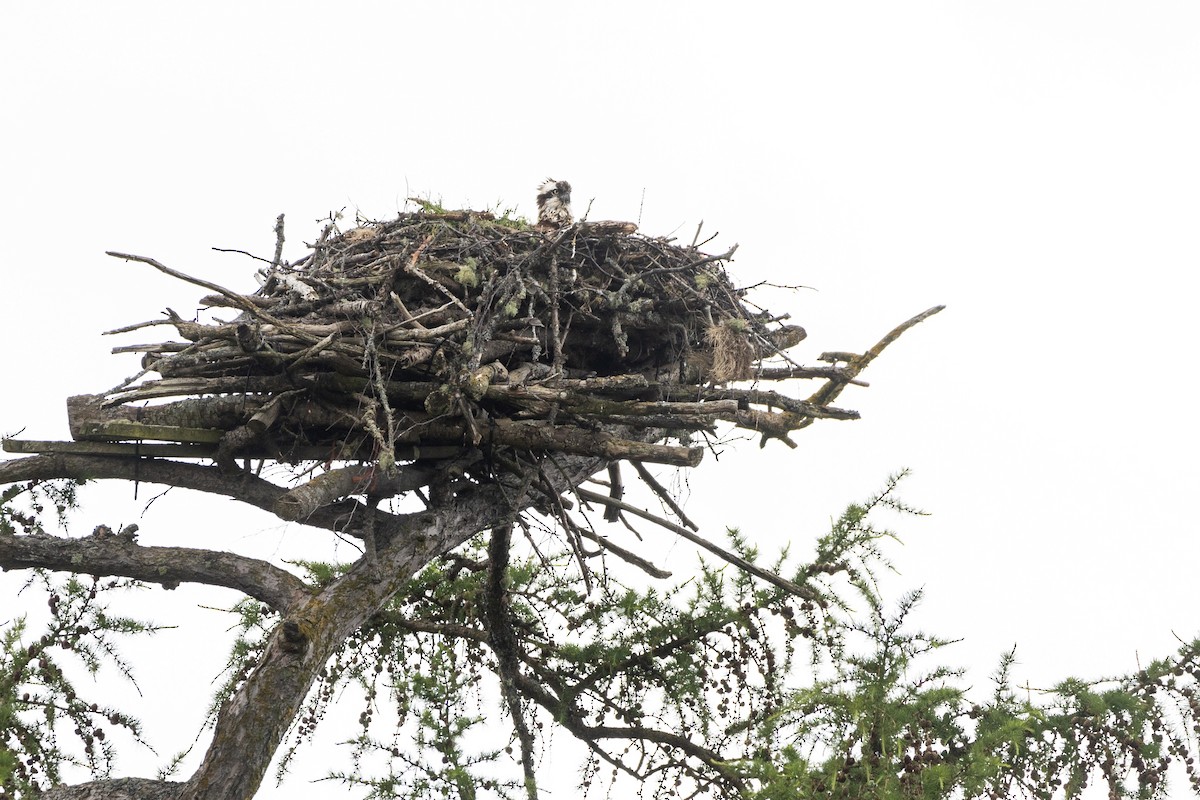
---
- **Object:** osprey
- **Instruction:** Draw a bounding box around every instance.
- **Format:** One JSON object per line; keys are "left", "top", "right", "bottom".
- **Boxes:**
{"left": 536, "top": 179, "right": 573, "bottom": 229}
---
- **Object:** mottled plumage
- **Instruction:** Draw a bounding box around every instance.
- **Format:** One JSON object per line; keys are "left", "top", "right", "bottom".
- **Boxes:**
{"left": 536, "top": 179, "right": 573, "bottom": 229}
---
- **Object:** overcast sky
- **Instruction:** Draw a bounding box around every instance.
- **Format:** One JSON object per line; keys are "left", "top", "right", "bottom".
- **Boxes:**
{"left": 3, "top": 3, "right": 1200, "bottom": 797}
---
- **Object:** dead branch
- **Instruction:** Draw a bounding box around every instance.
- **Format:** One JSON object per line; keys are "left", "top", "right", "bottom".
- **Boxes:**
{"left": 631, "top": 461, "right": 699, "bottom": 532}
{"left": 574, "top": 488, "right": 820, "bottom": 602}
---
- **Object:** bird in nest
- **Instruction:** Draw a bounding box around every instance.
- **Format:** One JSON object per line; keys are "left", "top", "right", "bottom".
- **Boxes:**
{"left": 536, "top": 178, "right": 573, "bottom": 230}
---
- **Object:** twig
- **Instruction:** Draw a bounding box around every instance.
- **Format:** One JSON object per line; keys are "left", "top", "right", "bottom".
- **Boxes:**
{"left": 103, "top": 318, "right": 177, "bottom": 336}
{"left": 575, "top": 524, "right": 670, "bottom": 579}
{"left": 285, "top": 332, "right": 338, "bottom": 374}
{"left": 211, "top": 247, "right": 275, "bottom": 266}
{"left": 807, "top": 304, "right": 945, "bottom": 407}
{"left": 402, "top": 231, "right": 472, "bottom": 314}
{"left": 365, "top": 320, "right": 399, "bottom": 470}
{"left": 549, "top": 252, "right": 563, "bottom": 372}
{"left": 539, "top": 459, "right": 594, "bottom": 594}
{"left": 631, "top": 461, "right": 698, "bottom": 532}
{"left": 618, "top": 245, "right": 739, "bottom": 293}
{"left": 388, "top": 292, "right": 429, "bottom": 330}
{"left": 603, "top": 463, "right": 623, "bottom": 523}
{"left": 105, "top": 252, "right": 316, "bottom": 343}
{"left": 753, "top": 365, "right": 868, "bottom": 385}
{"left": 575, "top": 487, "right": 820, "bottom": 602}
{"left": 271, "top": 213, "right": 286, "bottom": 270}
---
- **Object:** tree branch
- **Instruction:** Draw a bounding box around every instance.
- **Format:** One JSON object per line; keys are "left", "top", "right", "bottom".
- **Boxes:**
{"left": 0, "top": 531, "right": 311, "bottom": 612}
{"left": 513, "top": 671, "right": 745, "bottom": 790}
{"left": 807, "top": 305, "right": 945, "bottom": 407}
{"left": 575, "top": 487, "right": 820, "bottom": 602}
{"left": 0, "top": 454, "right": 398, "bottom": 540}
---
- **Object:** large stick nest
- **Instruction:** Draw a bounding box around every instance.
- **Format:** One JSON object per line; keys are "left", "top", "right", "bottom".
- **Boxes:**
{"left": 164, "top": 211, "right": 799, "bottom": 384}
{"left": 46, "top": 206, "right": 939, "bottom": 519}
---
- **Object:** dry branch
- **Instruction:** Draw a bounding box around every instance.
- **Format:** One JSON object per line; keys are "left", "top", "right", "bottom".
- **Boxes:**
{"left": 574, "top": 487, "right": 820, "bottom": 601}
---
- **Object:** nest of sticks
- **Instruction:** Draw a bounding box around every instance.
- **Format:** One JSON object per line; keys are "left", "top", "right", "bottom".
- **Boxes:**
{"left": 54, "top": 206, "right": 939, "bottom": 524}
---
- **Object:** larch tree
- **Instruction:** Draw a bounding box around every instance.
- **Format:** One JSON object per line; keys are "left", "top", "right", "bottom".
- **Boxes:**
{"left": 2, "top": 202, "right": 1198, "bottom": 800}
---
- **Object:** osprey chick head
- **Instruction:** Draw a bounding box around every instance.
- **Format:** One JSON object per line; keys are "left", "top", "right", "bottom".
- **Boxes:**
{"left": 536, "top": 178, "right": 573, "bottom": 229}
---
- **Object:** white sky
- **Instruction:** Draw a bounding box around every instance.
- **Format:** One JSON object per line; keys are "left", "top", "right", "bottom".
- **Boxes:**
{"left": 3, "top": 3, "right": 1200, "bottom": 797}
